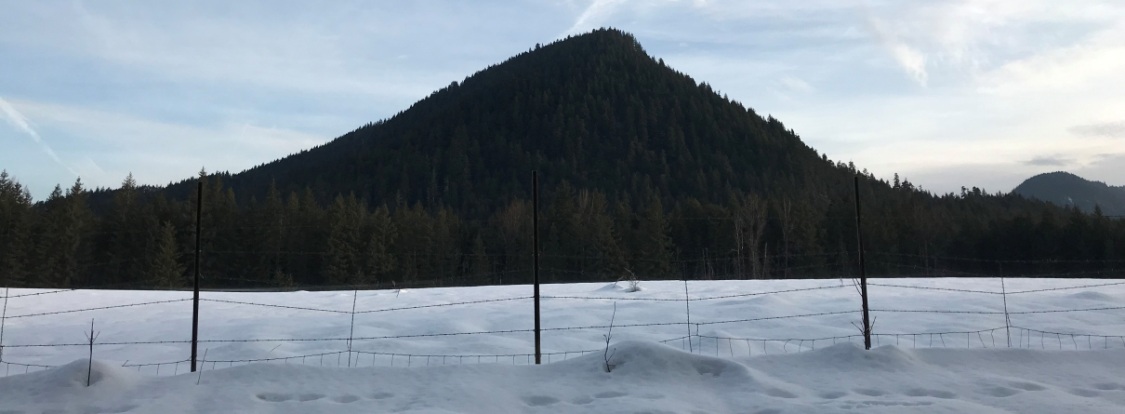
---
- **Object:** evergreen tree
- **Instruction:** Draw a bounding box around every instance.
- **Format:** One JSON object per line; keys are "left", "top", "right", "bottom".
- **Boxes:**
{"left": 731, "top": 194, "right": 767, "bottom": 279}
{"left": 394, "top": 203, "right": 434, "bottom": 284}
{"left": 99, "top": 173, "right": 146, "bottom": 286}
{"left": 61, "top": 178, "right": 93, "bottom": 286}
{"left": 574, "top": 189, "right": 625, "bottom": 279}
{"left": 632, "top": 194, "right": 674, "bottom": 278}
{"left": 0, "top": 171, "right": 33, "bottom": 287}
{"left": 325, "top": 193, "right": 365, "bottom": 286}
{"left": 363, "top": 204, "right": 397, "bottom": 285}
{"left": 149, "top": 221, "right": 185, "bottom": 288}
{"left": 430, "top": 207, "right": 463, "bottom": 285}
{"left": 542, "top": 182, "right": 582, "bottom": 282}
{"left": 493, "top": 199, "right": 532, "bottom": 284}
{"left": 466, "top": 232, "right": 491, "bottom": 284}
{"left": 33, "top": 185, "right": 68, "bottom": 286}
{"left": 33, "top": 183, "right": 92, "bottom": 287}
{"left": 252, "top": 181, "right": 286, "bottom": 283}
{"left": 198, "top": 174, "right": 240, "bottom": 286}
{"left": 288, "top": 187, "right": 327, "bottom": 285}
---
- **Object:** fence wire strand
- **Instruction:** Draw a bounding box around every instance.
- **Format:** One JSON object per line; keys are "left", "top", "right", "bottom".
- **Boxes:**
{"left": 198, "top": 298, "right": 350, "bottom": 314}
{"left": 4, "top": 299, "right": 194, "bottom": 319}
{"left": 1007, "top": 281, "right": 1125, "bottom": 295}
{"left": 354, "top": 296, "right": 533, "bottom": 314}
{"left": 5, "top": 272, "right": 1125, "bottom": 376}
{"left": 867, "top": 282, "right": 1001, "bottom": 295}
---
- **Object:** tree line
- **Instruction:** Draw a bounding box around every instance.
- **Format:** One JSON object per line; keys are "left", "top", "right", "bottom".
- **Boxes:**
{"left": 2, "top": 169, "right": 1123, "bottom": 290}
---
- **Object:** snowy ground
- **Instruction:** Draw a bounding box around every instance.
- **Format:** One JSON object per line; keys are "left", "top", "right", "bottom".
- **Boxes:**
{"left": 2, "top": 278, "right": 1125, "bottom": 413}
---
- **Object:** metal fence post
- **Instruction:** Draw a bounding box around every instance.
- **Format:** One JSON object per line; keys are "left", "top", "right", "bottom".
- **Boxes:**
{"left": 854, "top": 175, "right": 872, "bottom": 350}
{"left": 1, "top": 287, "right": 8, "bottom": 364}
{"left": 533, "top": 171, "right": 541, "bottom": 365}
{"left": 192, "top": 179, "right": 202, "bottom": 372}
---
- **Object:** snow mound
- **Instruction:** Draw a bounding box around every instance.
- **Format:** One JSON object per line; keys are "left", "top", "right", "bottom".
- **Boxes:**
{"left": 595, "top": 282, "right": 642, "bottom": 293}
{"left": 27, "top": 359, "right": 140, "bottom": 389}
{"left": 1067, "top": 291, "right": 1114, "bottom": 301}
{"left": 5, "top": 342, "right": 1125, "bottom": 413}
{"left": 602, "top": 341, "right": 753, "bottom": 380}
{"left": 773, "top": 342, "right": 924, "bottom": 373}
{"left": 0, "top": 359, "right": 141, "bottom": 408}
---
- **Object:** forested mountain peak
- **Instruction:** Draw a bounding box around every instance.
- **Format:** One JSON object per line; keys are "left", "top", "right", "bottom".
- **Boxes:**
{"left": 188, "top": 27, "right": 829, "bottom": 214}
{"left": 1013, "top": 171, "right": 1125, "bottom": 216}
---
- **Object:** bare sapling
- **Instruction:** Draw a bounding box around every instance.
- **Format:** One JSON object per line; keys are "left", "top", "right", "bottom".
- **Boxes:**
{"left": 196, "top": 348, "right": 209, "bottom": 385}
{"left": 1, "top": 287, "right": 8, "bottom": 364}
{"left": 603, "top": 302, "right": 618, "bottom": 373}
{"left": 84, "top": 319, "right": 99, "bottom": 387}
{"left": 851, "top": 316, "right": 876, "bottom": 343}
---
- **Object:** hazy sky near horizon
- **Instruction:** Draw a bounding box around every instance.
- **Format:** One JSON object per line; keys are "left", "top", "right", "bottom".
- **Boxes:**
{"left": 2, "top": 0, "right": 1124, "bottom": 200}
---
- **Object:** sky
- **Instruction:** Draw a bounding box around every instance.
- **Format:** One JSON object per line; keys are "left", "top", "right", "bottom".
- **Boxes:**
{"left": 2, "top": 0, "right": 1124, "bottom": 200}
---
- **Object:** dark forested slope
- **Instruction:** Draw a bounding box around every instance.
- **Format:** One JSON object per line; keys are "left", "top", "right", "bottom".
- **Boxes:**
{"left": 185, "top": 28, "right": 829, "bottom": 214}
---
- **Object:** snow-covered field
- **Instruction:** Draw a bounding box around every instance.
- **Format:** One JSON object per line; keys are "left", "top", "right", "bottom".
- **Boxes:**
{"left": 2, "top": 278, "right": 1125, "bottom": 413}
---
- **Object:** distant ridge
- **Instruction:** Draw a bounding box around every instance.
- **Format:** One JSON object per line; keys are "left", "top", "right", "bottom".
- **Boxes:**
{"left": 1013, "top": 171, "right": 1125, "bottom": 216}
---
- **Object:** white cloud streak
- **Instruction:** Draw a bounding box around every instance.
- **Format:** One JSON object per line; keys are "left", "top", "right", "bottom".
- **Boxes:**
{"left": 866, "top": 16, "right": 928, "bottom": 86}
{"left": 12, "top": 99, "right": 328, "bottom": 191}
{"left": 565, "top": 0, "right": 628, "bottom": 36}
{"left": 779, "top": 76, "right": 814, "bottom": 94}
{"left": 0, "top": 97, "right": 79, "bottom": 177}
{"left": 0, "top": 97, "right": 39, "bottom": 140}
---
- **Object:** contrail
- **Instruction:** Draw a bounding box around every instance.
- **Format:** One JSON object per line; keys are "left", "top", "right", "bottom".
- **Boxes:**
{"left": 0, "top": 97, "right": 80, "bottom": 176}
{"left": 565, "top": 0, "right": 627, "bottom": 36}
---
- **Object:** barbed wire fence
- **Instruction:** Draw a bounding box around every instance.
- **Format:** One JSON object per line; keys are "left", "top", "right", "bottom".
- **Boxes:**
{"left": 2, "top": 176, "right": 1124, "bottom": 378}
{"left": 3, "top": 264, "right": 1125, "bottom": 378}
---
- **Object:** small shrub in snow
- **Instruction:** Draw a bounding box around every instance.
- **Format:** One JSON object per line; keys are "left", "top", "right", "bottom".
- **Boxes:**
{"left": 604, "top": 302, "right": 618, "bottom": 373}
{"left": 618, "top": 269, "right": 641, "bottom": 293}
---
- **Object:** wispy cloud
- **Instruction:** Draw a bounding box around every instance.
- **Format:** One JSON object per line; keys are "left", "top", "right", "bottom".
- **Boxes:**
{"left": 565, "top": 0, "right": 628, "bottom": 36}
{"left": 1024, "top": 155, "right": 1073, "bottom": 167}
{"left": 1075, "top": 153, "right": 1125, "bottom": 187}
{"left": 866, "top": 17, "right": 928, "bottom": 86}
{"left": 0, "top": 97, "right": 78, "bottom": 176}
{"left": 1069, "top": 120, "right": 1125, "bottom": 139}
{"left": 56, "top": 1, "right": 480, "bottom": 104}
{"left": 0, "top": 97, "right": 39, "bottom": 139}
{"left": 779, "top": 75, "right": 814, "bottom": 94}
{"left": 13, "top": 99, "right": 328, "bottom": 191}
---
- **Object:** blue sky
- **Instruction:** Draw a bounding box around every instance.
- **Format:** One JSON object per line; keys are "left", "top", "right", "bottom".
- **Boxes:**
{"left": 2, "top": 0, "right": 1124, "bottom": 200}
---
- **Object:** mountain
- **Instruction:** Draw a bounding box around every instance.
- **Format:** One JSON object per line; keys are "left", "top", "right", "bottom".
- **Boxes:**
{"left": 172, "top": 28, "right": 832, "bottom": 214}
{"left": 6, "top": 28, "right": 1124, "bottom": 290}
{"left": 1013, "top": 172, "right": 1125, "bottom": 216}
